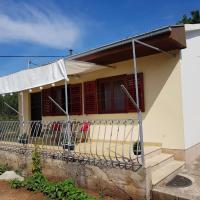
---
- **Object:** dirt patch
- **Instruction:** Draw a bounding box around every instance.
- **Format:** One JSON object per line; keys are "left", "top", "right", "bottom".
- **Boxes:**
{"left": 0, "top": 180, "right": 117, "bottom": 200}
{"left": 85, "top": 188, "right": 119, "bottom": 200}
{"left": 0, "top": 181, "right": 45, "bottom": 200}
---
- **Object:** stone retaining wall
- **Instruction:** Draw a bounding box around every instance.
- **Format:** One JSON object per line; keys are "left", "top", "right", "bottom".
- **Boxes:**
{"left": 0, "top": 150, "right": 151, "bottom": 200}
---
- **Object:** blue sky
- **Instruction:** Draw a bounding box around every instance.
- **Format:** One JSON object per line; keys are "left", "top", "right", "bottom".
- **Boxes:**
{"left": 0, "top": 0, "right": 199, "bottom": 76}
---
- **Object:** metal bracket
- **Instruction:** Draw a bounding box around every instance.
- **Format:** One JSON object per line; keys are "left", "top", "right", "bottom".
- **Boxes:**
{"left": 48, "top": 96, "right": 67, "bottom": 116}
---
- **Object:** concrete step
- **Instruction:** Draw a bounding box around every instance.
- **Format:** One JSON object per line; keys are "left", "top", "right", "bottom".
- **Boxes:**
{"left": 145, "top": 153, "right": 174, "bottom": 170}
{"left": 143, "top": 146, "right": 162, "bottom": 159}
{"left": 135, "top": 146, "right": 162, "bottom": 164}
{"left": 152, "top": 160, "right": 185, "bottom": 186}
{"left": 152, "top": 173, "right": 200, "bottom": 199}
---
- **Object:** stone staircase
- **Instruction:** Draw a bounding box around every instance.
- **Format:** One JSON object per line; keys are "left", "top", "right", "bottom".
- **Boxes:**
{"left": 144, "top": 146, "right": 185, "bottom": 186}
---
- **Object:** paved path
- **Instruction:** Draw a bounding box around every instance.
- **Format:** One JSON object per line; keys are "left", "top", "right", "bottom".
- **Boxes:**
{"left": 153, "top": 156, "right": 200, "bottom": 200}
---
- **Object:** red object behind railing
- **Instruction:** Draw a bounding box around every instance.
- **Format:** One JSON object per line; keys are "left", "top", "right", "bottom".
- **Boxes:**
{"left": 80, "top": 122, "right": 90, "bottom": 132}
{"left": 51, "top": 122, "right": 61, "bottom": 131}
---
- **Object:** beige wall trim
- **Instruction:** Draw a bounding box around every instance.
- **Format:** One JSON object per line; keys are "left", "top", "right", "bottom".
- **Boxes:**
{"left": 162, "top": 148, "right": 185, "bottom": 161}
{"left": 184, "top": 142, "right": 200, "bottom": 164}
{"left": 162, "top": 142, "right": 200, "bottom": 163}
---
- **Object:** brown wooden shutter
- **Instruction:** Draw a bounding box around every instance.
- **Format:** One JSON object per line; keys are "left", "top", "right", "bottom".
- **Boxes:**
{"left": 126, "top": 74, "right": 136, "bottom": 112}
{"left": 126, "top": 73, "right": 145, "bottom": 112}
{"left": 52, "top": 86, "right": 65, "bottom": 116}
{"left": 69, "top": 83, "right": 82, "bottom": 115}
{"left": 42, "top": 88, "right": 52, "bottom": 116}
{"left": 138, "top": 73, "right": 145, "bottom": 112}
{"left": 84, "top": 81, "right": 98, "bottom": 114}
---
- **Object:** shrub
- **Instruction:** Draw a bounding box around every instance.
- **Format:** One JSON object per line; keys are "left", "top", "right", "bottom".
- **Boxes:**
{"left": 24, "top": 172, "right": 48, "bottom": 192}
{"left": 32, "top": 144, "right": 42, "bottom": 174}
{"left": 10, "top": 172, "right": 96, "bottom": 200}
{"left": 0, "top": 164, "right": 8, "bottom": 175}
{"left": 9, "top": 145, "right": 96, "bottom": 200}
{"left": 23, "top": 174, "right": 96, "bottom": 200}
{"left": 10, "top": 179, "right": 24, "bottom": 189}
{"left": 43, "top": 180, "right": 96, "bottom": 200}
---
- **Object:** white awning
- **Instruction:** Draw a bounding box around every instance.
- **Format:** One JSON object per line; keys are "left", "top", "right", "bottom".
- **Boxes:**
{"left": 65, "top": 60, "right": 106, "bottom": 75}
{"left": 0, "top": 59, "right": 106, "bottom": 94}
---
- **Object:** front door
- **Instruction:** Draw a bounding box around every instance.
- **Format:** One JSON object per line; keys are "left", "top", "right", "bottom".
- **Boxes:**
{"left": 31, "top": 92, "right": 42, "bottom": 137}
{"left": 31, "top": 92, "right": 42, "bottom": 120}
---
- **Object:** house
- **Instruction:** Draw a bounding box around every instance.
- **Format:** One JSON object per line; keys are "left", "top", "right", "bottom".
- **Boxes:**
{"left": 0, "top": 24, "right": 200, "bottom": 199}
{"left": 18, "top": 24, "right": 199, "bottom": 160}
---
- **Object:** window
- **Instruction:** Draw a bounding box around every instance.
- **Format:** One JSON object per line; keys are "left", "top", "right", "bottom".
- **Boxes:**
{"left": 68, "top": 83, "right": 82, "bottom": 115}
{"left": 41, "top": 84, "right": 82, "bottom": 116}
{"left": 52, "top": 86, "right": 66, "bottom": 115}
{"left": 113, "top": 78, "right": 127, "bottom": 112}
{"left": 41, "top": 73, "right": 144, "bottom": 116}
{"left": 42, "top": 88, "right": 52, "bottom": 116}
{"left": 97, "top": 73, "right": 144, "bottom": 114}
{"left": 98, "top": 75, "right": 127, "bottom": 113}
{"left": 126, "top": 73, "right": 145, "bottom": 112}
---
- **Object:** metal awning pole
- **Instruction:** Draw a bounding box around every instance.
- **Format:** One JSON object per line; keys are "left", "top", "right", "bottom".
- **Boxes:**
{"left": 64, "top": 79, "right": 69, "bottom": 121}
{"left": 21, "top": 92, "right": 24, "bottom": 122}
{"left": 64, "top": 78, "right": 72, "bottom": 150}
{"left": 132, "top": 40, "right": 139, "bottom": 107}
{"left": 48, "top": 96, "right": 67, "bottom": 115}
{"left": 20, "top": 92, "right": 25, "bottom": 136}
{"left": 131, "top": 39, "right": 145, "bottom": 167}
{"left": 134, "top": 39, "right": 175, "bottom": 57}
{"left": 4, "top": 102, "right": 23, "bottom": 118}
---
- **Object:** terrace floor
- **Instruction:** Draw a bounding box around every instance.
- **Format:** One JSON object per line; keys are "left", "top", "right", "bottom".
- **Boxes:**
{"left": 0, "top": 140, "right": 158, "bottom": 161}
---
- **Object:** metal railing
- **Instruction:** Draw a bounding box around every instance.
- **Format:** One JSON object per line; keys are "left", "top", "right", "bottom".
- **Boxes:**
{"left": 0, "top": 119, "right": 142, "bottom": 171}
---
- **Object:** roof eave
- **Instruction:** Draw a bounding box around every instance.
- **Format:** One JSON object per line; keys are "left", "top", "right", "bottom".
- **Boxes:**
{"left": 67, "top": 25, "right": 184, "bottom": 61}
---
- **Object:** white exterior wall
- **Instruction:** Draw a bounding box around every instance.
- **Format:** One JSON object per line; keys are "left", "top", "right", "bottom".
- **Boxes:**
{"left": 181, "top": 25, "right": 200, "bottom": 149}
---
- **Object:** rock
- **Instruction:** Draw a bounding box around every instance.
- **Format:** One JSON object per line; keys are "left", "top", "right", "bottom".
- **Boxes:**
{"left": 0, "top": 171, "right": 24, "bottom": 181}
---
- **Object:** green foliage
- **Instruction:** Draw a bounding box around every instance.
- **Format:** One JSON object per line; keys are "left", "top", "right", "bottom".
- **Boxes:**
{"left": 9, "top": 145, "right": 96, "bottom": 199}
{"left": 43, "top": 179, "right": 96, "bottom": 200}
{"left": 24, "top": 172, "right": 48, "bottom": 192}
{"left": 178, "top": 10, "right": 200, "bottom": 24}
{"left": 32, "top": 145, "right": 42, "bottom": 174}
{"left": 10, "top": 172, "right": 96, "bottom": 200}
{"left": 9, "top": 179, "right": 24, "bottom": 189}
{"left": 0, "top": 163, "right": 8, "bottom": 175}
{"left": 0, "top": 93, "right": 18, "bottom": 120}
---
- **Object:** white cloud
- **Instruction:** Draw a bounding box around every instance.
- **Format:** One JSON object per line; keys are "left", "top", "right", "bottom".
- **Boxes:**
{"left": 0, "top": 2, "right": 81, "bottom": 49}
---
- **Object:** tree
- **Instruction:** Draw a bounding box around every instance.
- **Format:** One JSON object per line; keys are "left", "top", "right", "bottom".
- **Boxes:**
{"left": 0, "top": 93, "right": 18, "bottom": 120}
{"left": 178, "top": 10, "right": 200, "bottom": 24}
